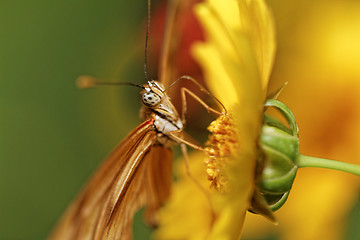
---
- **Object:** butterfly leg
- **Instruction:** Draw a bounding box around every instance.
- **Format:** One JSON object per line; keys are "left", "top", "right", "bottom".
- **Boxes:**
{"left": 180, "top": 87, "right": 223, "bottom": 126}
{"left": 164, "top": 74, "right": 226, "bottom": 125}
{"left": 167, "top": 75, "right": 226, "bottom": 111}
{"left": 169, "top": 129, "right": 205, "bottom": 151}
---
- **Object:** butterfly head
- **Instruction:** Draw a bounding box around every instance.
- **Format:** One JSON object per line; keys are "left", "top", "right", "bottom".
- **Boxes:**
{"left": 141, "top": 81, "right": 165, "bottom": 107}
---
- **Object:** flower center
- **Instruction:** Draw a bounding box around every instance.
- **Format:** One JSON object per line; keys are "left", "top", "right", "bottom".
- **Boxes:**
{"left": 205, "top": 114, "right": 239, "bottom": 193}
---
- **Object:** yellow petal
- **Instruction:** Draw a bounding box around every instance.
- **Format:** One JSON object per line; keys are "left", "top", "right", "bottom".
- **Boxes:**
{"left": 153, "top": 152, "right": 213, "bottom": 240}
{"left": 192, "top": 1, "right": 275, "bottom": 238}
{"left": 192, "top": 0, "right": 276, "bottom": 106}
{"left": 237, "top": 0, "right": 276, "bottom": 91}
{"left": 155, "top": 0, "right": 276, "bottom": 239}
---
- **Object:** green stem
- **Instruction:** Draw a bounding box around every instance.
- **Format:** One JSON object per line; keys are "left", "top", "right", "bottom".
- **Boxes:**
{"left": 296, "top": 154, "right": 360, "bottom": 176}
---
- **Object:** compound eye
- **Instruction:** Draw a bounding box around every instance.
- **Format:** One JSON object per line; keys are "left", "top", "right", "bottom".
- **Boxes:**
{"left": 142, "top": 92, "right": 161, "bottom": 106}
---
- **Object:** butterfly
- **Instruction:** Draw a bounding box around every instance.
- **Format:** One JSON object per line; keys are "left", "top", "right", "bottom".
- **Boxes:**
{"left": 48, "top": 0, "right": 224, "bottom": 239}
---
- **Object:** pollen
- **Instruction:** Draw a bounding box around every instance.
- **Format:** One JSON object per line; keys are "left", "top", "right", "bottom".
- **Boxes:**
{"left": 205, "top": 114, "right": 239, "bottom": 193}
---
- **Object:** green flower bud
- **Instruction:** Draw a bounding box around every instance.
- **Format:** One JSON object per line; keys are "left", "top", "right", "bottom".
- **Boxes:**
{"left": 258, "top": 99, "right": 299, "bottom": 211}
{"left": 259, "top": 125, "right": 298, "bottom": 193}
{"left": 252, "top": 98, "right": 360, "bottom": 217}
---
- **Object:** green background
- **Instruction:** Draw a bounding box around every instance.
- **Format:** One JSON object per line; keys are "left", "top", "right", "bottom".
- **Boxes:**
{"left": 0, "top": 0, "right": 149, "bottom": 239}
{"left": 1, "top": 0, "right": 360, "bottom": 240}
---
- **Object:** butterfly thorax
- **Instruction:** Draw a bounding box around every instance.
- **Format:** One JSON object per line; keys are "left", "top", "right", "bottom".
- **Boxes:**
{"left": 139, "top": 81, "right": 183, "bottom": 146}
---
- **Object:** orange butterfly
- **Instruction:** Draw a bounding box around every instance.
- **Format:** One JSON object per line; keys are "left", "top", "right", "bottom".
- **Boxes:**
{"left": 49, "top": 0, "right": 224, "bottom": 239}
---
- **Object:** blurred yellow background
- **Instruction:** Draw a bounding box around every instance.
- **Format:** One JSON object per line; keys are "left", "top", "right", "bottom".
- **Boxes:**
{"left": 245, "top": 0, "right": 360, "bottom": 240}
{"left": 1, "top": 0, "right": 359, "bottom": 240}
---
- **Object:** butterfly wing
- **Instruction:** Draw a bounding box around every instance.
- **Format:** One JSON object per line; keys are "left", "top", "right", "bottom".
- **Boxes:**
{"left": 49, "top": 119, "right": 162, "bottom": 240}
{"left": 104, "top": 144, "right": 173, "bottom": 239}
{"left": 143, "top": 144, "right": 173, "bottom": 226}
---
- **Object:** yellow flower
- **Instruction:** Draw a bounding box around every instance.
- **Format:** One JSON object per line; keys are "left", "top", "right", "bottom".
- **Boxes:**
{"left": 153, "top": 0, "right": 275, "bottom": 239}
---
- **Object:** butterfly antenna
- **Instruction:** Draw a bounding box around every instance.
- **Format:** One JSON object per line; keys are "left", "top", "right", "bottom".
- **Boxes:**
{"left": 76, "top": 76, "right": 144, "bottom": 89}
{"left": 144, "top": 0, "right": 152, "bottom": 81}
